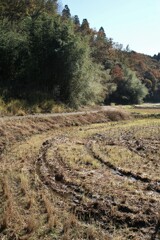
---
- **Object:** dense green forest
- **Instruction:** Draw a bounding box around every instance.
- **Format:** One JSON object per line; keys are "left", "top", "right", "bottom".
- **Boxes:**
{"left": 0, "top": 0, "right": 160, "bottom": 112}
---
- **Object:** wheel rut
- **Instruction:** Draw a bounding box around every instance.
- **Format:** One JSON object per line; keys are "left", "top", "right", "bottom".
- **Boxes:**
{"left": 35, "top": 137, "right": 160, "bottom": 238}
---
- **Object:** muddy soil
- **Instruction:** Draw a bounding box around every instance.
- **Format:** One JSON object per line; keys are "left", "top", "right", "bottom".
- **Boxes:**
{"left": 35, "top": 121, "right": 160, "bottom": 239}
{"left": 0, "top": 112, "right": 159, "bottom": 240}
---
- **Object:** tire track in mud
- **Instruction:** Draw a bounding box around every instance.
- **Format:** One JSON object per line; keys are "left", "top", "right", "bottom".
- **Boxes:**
{"left": 87, "top": 141, "right": 160, "bottom": 194}
{"left": 35, "top": 138, "right": 159, "bottom": 238}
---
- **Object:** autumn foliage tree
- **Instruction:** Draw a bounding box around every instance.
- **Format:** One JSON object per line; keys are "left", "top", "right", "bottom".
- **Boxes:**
{"left": 107, "top": 66, "right": 148, "bottom": 104}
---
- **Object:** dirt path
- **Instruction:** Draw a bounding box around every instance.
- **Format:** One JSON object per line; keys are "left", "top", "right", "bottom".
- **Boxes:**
{"left": 0, "top": 106, "right": 117, "bottom": 121}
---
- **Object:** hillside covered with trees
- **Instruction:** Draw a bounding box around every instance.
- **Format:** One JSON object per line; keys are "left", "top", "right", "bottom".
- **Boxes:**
{"left": 0, "top": 0, "right": 160, "bottom": 112}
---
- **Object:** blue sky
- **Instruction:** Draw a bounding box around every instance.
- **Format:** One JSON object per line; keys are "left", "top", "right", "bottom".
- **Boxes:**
{"left": 60, "top": 0, "right": 160, "bottom": 56}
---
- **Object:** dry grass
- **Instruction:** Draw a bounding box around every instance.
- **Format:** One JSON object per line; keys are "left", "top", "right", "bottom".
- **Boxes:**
{"left": 122, "top": 103, "right": 160, "bottom": 118}
{"left": 0, "top": 109, "right": 159, "bottom": 239}
{"left": 0, "top": 98, "right": 71, "bottom": 116}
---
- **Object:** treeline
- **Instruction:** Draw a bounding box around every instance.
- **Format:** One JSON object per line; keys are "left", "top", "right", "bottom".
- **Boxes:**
{"left": 0, "top": 0, "right": 159, "bottom": 108}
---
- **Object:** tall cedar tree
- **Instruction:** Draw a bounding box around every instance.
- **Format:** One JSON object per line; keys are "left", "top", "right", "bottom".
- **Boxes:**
{"left": 62, "top": 5, "right": 71, "bottom": 19}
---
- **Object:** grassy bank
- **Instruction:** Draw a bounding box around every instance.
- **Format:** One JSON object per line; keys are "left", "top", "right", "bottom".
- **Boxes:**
{"left": 0, "top": 98, "right": 72, "bottom": 116}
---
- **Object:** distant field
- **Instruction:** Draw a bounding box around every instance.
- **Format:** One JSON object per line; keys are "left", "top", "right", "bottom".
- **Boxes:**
{"left": 134, "top": 103, "right": 160, "bottom": 108}
{"left": 0, "top": 110, "right": 160, "bottom": 239}
{"left": 122, "top": 103, "right": 160, "bottom": 117}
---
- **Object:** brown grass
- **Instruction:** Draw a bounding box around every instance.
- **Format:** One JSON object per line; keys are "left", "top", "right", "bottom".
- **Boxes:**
{"left": 1, "top": 109, "right": 159, "bottom": 239}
